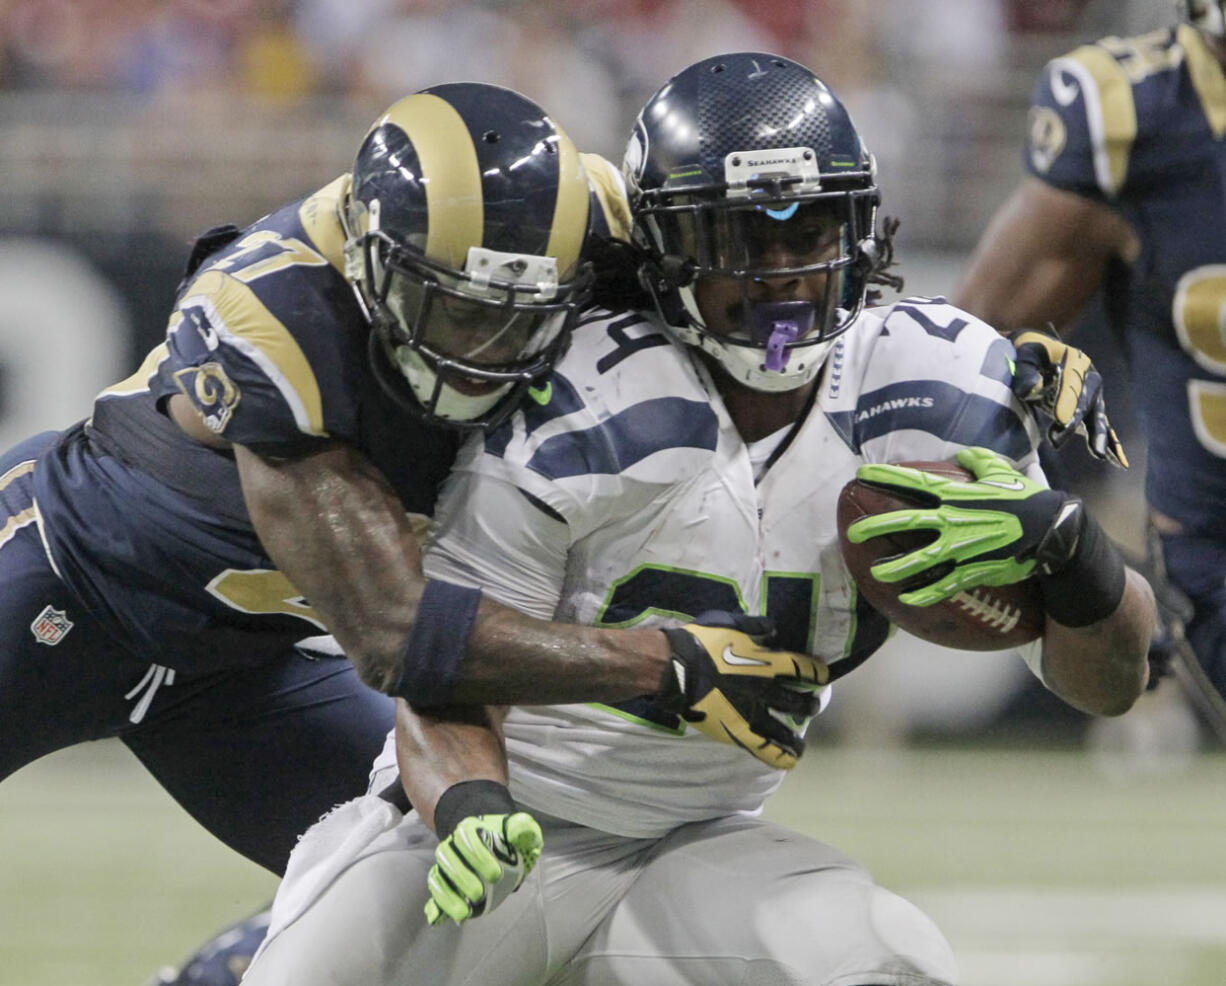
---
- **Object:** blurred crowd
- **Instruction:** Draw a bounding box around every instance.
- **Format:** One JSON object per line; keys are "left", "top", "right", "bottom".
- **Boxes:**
{"left": 0, "top": 0, "right": 1113, "bottom": 157}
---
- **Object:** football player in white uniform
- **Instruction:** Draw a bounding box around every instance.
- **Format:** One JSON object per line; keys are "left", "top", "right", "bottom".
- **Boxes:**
{"left": 242, "top": 54, "right": 1156, "bottom": 986}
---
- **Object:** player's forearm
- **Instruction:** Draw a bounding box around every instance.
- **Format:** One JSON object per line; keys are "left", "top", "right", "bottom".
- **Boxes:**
{"left": 452, "top": 606, "right": 670, "bottom": 705}
{"left": 955, "top": 178, "right": 1133, "bottom": 334}
{"left": 394, "top": 700, "right": 508, "bottom": 832}
{"left": 237, "top": 443, "right": 671, "bottom": 704}
{"left": 236, "top": 442, "right": 430, "bottom": 691}
{"left": 1040, "top": 568, "right": 1155, "bottom": 716}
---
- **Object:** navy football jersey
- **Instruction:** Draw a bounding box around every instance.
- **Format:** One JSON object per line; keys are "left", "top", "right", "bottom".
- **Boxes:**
{"left": 1023, "top": 25, "right": 1226, "bottom": 533}
{"left": 33, "top": 177, "right": 460, "bottom": 668}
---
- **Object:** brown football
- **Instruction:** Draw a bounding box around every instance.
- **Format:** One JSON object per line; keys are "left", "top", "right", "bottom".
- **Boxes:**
{"left": 836, "top": 460, "right": 1044, "bottom": 651}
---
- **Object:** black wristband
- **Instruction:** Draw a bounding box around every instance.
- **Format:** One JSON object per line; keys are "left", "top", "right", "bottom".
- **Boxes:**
{"left": 1036, "top": 511, "right": 1126, "bottom": 627}
{"left": 390, "top": 579, "right": 482, "bottom": 708}
{"left": 433, "top": 780, "right": 517, "bottom": 839}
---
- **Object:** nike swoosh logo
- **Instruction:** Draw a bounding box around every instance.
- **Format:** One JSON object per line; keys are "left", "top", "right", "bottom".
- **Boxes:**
{"left": 978, "top": 478, "right": 1026, "bottom": 491}
{"left": 1050, "top": 67, "right": 1079, "bottom": 107}
{"left": 528, "top": 382, "right": 552, "bottom": 406}
{"left": 722, "top": 645, "right": 768, "bottom": 668}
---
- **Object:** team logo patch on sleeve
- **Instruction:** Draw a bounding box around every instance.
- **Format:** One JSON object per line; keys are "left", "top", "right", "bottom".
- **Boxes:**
{"left": 174, "top": 362, "right": 241, "bottom": 433}
{"left": 31, "top": 605, "right": 73, "bottom": 645}
{"left": 1027, "top": 106, "right": 1067, "bottom": 174}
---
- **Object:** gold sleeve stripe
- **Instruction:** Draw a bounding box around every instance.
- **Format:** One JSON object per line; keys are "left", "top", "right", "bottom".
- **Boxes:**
{"left": 381, "top": 94, "right": 483, "bottom": 269}
{"left": 95, "top": 341, "right": 170, "bottom": 400}
{"left": 296, "top": 175, "right": 351, "bottom": 274}
{"left": 1058, "top": 47, "right": 1136, "bottom": 197}
{"left": 0, "top": 506, "right": 36, "bottom": 552}
{"left": 1179, "top": 24, "right": 1226, "bottom": 138}
{"left": 545, "top": 128, "right": 590, "bottom": 276}
{"left": 1188, "top": 379, "right": 1226, "bottom": 456}
{"left": 579, "top": 152, "right": 631, "bottom": 243}
{"left": 0, "top": 459, "right": 34, "bottom": 494}
{"left": 182, "top": 270, "right": 326, "bottom": 436}
{"left": 0, "top": 460, "right": 36, "bottom": 551}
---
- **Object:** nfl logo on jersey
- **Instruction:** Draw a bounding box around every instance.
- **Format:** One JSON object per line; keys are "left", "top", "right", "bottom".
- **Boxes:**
{"left": 30, "top": 605, "right": 73, "bottom": 645}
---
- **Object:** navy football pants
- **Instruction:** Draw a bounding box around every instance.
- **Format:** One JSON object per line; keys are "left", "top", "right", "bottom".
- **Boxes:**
{"left": 0, "top": 432, "right": 394, "bottom": 875}
{"left": 1161, "top": 529, "right": 1226, "bottom": 697}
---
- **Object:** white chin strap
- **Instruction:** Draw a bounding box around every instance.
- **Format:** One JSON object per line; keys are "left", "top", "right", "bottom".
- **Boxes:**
{"left": 671, "top": 286, "right": 835, "bottom": 393}
{"left": 394, "top": 346, "right": 512, "bottom": 422}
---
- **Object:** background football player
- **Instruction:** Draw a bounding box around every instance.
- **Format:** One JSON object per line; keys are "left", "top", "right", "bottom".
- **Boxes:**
{"left": 954, "top": 0, "right": 1226, "bottom": 729}
{"left": 240, "top": 54, "right": 1155, "bottom": 986}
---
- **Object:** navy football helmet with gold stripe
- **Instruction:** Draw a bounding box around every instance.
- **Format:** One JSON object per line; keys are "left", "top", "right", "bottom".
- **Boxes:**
{"left": 624, "top": 53, "right": 891, "bottom": 393}
{"left": 343, "top": 83, "right": 593, "bottom": 429}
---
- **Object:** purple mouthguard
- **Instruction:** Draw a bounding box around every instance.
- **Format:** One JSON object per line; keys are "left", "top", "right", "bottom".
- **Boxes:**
{"left": 748, "top": 301, "right": 816, "bottom": 372}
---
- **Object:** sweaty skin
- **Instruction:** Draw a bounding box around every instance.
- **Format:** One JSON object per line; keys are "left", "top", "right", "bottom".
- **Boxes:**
{"left": 169, "top": 393, "right": 672, "bottom": 705}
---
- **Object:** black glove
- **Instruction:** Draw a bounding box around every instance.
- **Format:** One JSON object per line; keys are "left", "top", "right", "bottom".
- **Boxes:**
{"left": 657, "top": 611, "right": 827, "bottom": 770}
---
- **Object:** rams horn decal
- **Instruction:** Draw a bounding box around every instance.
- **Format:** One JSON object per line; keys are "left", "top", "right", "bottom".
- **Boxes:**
{"left": 174, "top": 362, "right": 241, "bottom": 434}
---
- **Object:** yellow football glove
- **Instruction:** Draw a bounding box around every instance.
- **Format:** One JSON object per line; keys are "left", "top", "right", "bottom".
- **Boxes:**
{"left": 1009, "top": 327, "right": 1127, "bottom": 467}
{"left": 658, "top": 612, "right": 828, "bottom": 770}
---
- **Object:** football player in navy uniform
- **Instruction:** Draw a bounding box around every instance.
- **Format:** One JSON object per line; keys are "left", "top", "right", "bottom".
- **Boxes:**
{"left": 0, "top": 81, "right": 831, "bottom": 976}
{"left": 239, "top": 55, "right": 1156, "bottom": 986}
{"left": 955, "top": 2, "right": 1226, "bottom": 718}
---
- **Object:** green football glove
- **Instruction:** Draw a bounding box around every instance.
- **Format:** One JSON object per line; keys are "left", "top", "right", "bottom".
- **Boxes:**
{"left": 658, "top": 612, "right": 828, "bottom": 771}
{"left": 424, "top": 785, "right": 543, "bottom": 927}
{"left": 1009, "top": 327, "right": 1128, "bottom": 467}
{"left": 846, "top": 447, "right": 1085, "bottom": 607}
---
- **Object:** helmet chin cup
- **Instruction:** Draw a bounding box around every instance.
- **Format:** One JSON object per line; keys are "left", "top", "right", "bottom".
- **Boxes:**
{"left": 748, "top": 300, "right": 815, "bottom": 372}
{"left": 392, "top": 345, "right": 512, "bottom": 423}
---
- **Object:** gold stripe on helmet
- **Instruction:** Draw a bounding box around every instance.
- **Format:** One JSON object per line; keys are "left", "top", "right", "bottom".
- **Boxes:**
{"left": 580, "top": 152, "right": 632, "bottom": 242}
{"left": 380, "top": 93, "right": 484, "bottom": 270}
{"left": 545, "top": 125, "right": 590, "bottom": 278}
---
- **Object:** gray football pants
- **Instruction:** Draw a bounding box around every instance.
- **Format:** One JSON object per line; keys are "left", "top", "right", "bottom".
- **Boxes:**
{"left": 243, "top": 796, "right": 957, "bottom": 986}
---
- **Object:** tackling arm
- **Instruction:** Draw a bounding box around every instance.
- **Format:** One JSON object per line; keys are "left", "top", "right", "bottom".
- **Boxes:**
{"left": 234, "top": 442, "right": 670, "bottom": 704}
{"left": 235, "top": 440, "right": 823, "bottom": 771}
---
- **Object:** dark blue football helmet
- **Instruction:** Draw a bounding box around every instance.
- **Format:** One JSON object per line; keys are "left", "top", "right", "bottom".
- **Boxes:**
{"left": 343, "top": 83, "right": 594, "bottom": 429}
{"left": 144, "top": 909, "right": 269, "bottom": 986}
{"left": 624, "top": 53, "right": 891, "bottom": 392}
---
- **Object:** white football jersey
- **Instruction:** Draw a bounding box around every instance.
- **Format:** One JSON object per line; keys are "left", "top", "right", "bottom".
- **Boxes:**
{"left": 421, "top": 298, "right": 1043, "bottom": 837}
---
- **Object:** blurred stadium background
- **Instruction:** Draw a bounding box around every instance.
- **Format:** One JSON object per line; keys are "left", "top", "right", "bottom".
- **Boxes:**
{"left": 2, "top": 0, "right": 1224, "bottom": 984}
